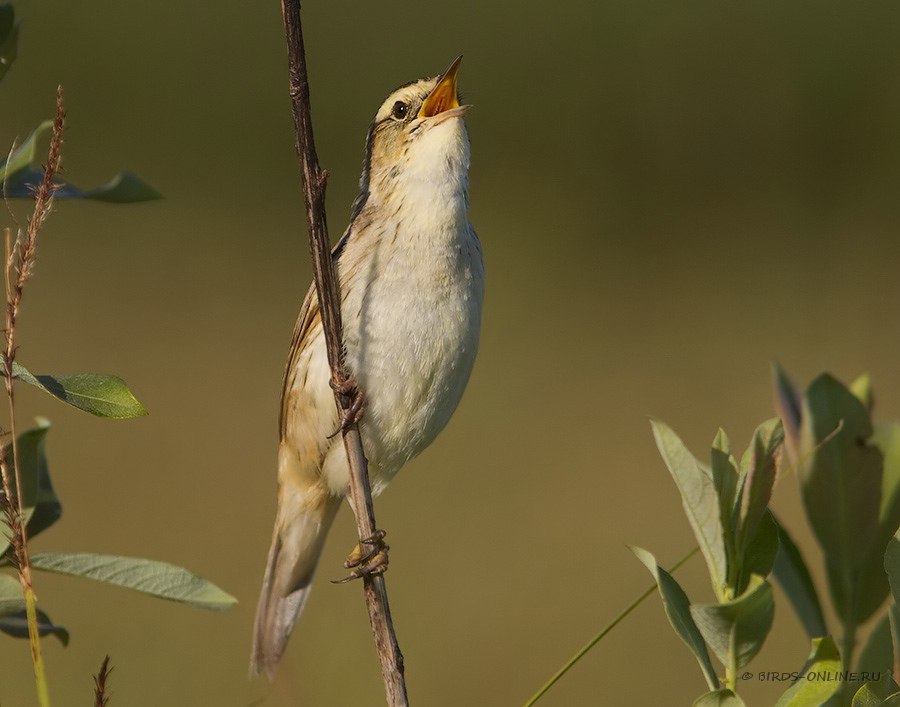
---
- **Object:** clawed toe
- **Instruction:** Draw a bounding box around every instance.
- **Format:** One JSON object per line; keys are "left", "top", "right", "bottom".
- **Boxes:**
{"left": 327, "top": 377, "right": 365, "bottom": 438}
{"left": 332, "top": 529, "right": 389, "bottom": 584}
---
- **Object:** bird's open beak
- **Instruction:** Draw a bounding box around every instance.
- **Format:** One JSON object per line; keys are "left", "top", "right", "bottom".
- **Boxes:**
{"left": 418, "top": 56, "right": 465, "bottom": 119}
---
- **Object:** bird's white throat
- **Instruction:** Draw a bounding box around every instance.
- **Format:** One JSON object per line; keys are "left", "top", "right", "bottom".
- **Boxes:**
{"left": 372, "top": 117, "right": 471, "bottom": 232}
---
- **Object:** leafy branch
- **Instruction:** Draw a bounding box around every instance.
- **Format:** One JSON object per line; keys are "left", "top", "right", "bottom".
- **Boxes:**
{"left": 0, "top": 5, "right": 235, "bottom": 702}
{"left": 527, "top": 369, "right": 900, "bottom": 706}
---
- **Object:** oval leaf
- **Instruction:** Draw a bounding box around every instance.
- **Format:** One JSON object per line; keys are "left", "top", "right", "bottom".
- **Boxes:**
{"left": 0, "top": 121, "right": 52, "bottom": 184}
{"left": 774, "top": 636, "right": 842, "bottom": 707}
{"left": 690, "top": 575, "right": 774, "bottom": 671}
{"left": 0, "top": 607, "right": 69, "bottom": 645}
{"left": 29, "top": 552, "right": 236, "bottom": 610}
{"left": 630, "top": 545, "right": 719, "bottom": 691}
{"left": 13, "top": 362, "right": 148, "bottom": 418}
{"left": 0, "top": 117, "right": 161, "bottom": 202}
{"left": 0, "top": 423, "right": 60, "bottom": 559}
{"left": 737, "top": 418, "right": 783, "bottom": 554}
{"left": 3, "top": 165, "right": 161, "bottom": 202}
{"left": 796, "top": 374, "right": 884, "bottom": 625}
{"left": 853, "top": 684, "right": 900, "bottom": 707}
{"left": 711, "top": 429, "right": 738, "bottom": 563}
{"left": 0, "top": 573, "right": 24, "bottom": 616}
{"left": 851, "top": 683, "right": 882, "bottom": 707}
{"left": 651, "top": 420, "right": 728, "bottom": 595}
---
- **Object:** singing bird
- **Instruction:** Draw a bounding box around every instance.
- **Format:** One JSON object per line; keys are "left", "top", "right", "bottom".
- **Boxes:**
{"left": 251, "top": 57, "right": 485, "bottom": 677}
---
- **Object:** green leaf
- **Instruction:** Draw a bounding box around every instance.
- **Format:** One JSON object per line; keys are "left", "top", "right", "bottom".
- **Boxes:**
{"left": 773, "top": 364, "right": 802, "bottom": 463}
{"left": 743, "top": 510, "right": 779, "bottom": 582}
{"left": 29, "top": 552, "right": 237, "bottom": 610}
{"left": 0, "top": 120, "right": 52, "bottom": 184}
{"left": 858, "top": 613, "right": 893, "bottom": 674}
{"left": 852, "top": 682, "right": 900, "bottom": 707}
{"left": 712, "top": 428, "right": 738, "bottom": 513}
{"left": 0, "top": 573, "right": 23, "bottom": 616}
{"left": 875, "top": 422, "right": 900, "bottom": 523}
{"left": 855, "top": 612, "right": 899, "bottom": 700}
{"left": 851, "top": 683, "right": 880, "bottom": 707}
{"left": 0, "top": 423, "right": 59, "bottom": 559}
{"left": 797, "top": 374, "right": 884, "bottom": 625}
{"left": 13, "top": 362, "right": 148, "bottom": 418}
{"left": 712, "top": 429, "right": 739, "bottom": 563}
{"left": 872, "top": 421, "right": 900, "bottom": 557}
{"left": 692, "top": 689, "right": 746, "bottom": 707}
{"left": 691, "top": 575, "right": 775, "bottom": 671}
{"left": 851, "top": 373, "right": 874, "bottom": 413}
{"left": 773, "top": 518, "right": 827, "bottom": 639}
{"left": 0, "top": 3, "right": 18, "bottom": 84}
{"left": 774, "top": 636, "right": 842, "bottom": 707}
{"left": 0, "top": 119, "right": 161, "bottom": 202}
{"left": 3, "top": 164, "right": 162, "bottom": 202}
{"left": 72, "top": 170, "right": 162, "bottom": 203}
{"left": 846, "top": 422, "right": 900, "bottom": 635}
{"left": 651, "top": 419, "right": 728, "bottom": 595}
{"left": 890, "top": 604, "right": 900, "bottom": 683}
{"left": 0, "top": 607, "right": 69, "bottom": 645}
{"left": 883, "top": 532, "right": 900, "bottom": 613}
{"left": 630, "top": 545, "right": 719, "bottom": 691}
{"left": 736, "top": 419, "right": 783, "bottom": 555}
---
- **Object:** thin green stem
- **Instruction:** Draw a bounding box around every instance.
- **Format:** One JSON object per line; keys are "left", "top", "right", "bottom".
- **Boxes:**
{"left": 522, "top": 546, "right": 700, "bottom": 707}
{"left": 2, "top": 230, "right": 48, "bottom": 705}
{"left": 7, "top": 381, "right": 48, "bottom": 707}
{"left": 23, "top": 586, "right": 49, "bottom": 706}
{"left": 725, "top": 658, "right": 737, "bottom": 692}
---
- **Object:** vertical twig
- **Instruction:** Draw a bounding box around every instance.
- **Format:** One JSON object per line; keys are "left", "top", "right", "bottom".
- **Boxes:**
{"left": 0, "top": 85, "right": 66, "bottom": 707}
{"left": 278, "top": 3, "right": 408, "bottom": 705}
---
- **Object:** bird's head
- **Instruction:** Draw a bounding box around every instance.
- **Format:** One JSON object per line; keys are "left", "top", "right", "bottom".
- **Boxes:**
{"left": 352, "top": 57, "right": 471, "bottom": 220}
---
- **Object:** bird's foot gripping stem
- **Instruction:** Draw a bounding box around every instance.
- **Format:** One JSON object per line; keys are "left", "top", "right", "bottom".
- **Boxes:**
{"left": 327, "top": 376, "right": 365, "bottom": 439}
{"left": 332, "top": 529, "right": 389, "bottom": 584}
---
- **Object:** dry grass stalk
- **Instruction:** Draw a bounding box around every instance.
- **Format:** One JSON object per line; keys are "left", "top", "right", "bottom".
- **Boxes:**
{"left": 2, "top": 84, "right": 64, "bottom": 581}
{"left": 0, "top": 84, "right": 66, "bottom": 707}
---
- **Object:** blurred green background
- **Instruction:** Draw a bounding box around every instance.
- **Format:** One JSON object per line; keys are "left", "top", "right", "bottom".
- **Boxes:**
{"left": 3, "top": 1, "right": 900, "bottom": 704}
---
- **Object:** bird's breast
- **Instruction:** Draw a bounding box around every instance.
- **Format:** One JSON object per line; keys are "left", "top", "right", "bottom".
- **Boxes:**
{"left": 338, "top": 218, "right": 484, "bottom": 488}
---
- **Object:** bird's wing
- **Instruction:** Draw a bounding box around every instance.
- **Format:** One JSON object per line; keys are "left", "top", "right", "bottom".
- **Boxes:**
{"left": 278, "top": 229, "right": 350, "bottom": 440}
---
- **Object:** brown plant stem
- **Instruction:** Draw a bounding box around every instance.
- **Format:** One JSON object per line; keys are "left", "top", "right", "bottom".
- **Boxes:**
{"left": 0, "top": 85, "right": 65, "bottom": 707}
{"left": 278, "top": 4, "right": 408, "bottom": 705}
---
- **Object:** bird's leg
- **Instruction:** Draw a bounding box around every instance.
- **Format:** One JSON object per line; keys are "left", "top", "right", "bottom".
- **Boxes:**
{"left": 331, "top": 529, "right": 389, "bottom": 584}
{"left": 327, "top": 376, "right": 365, "bottom": 439}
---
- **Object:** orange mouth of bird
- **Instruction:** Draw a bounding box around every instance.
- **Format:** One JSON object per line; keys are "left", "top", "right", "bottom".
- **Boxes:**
{"left": 418, "top": 56, "right": 462, "bottom": 119}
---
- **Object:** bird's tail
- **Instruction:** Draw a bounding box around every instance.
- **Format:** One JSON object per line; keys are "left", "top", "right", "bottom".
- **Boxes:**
{"left": 250, "top": 478, "right": 340, "bottom": 679}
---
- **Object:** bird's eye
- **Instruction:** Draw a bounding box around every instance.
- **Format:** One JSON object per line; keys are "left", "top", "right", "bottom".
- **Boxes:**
{"left": 391, "top": 101, "right": 409, "bottom": 120}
